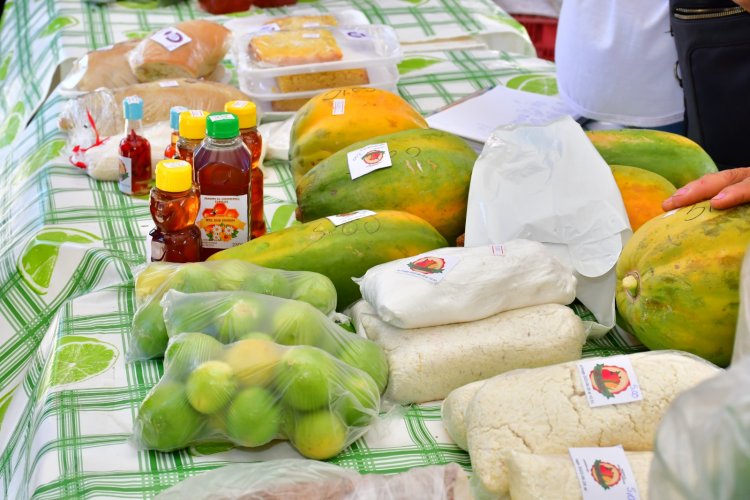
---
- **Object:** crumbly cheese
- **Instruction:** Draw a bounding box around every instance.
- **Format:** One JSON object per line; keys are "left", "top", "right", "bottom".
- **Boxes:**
{"left": 352, "top": 301, "right": 586, "bottom": 404}
{"left": 441, "top": 380, "right": 486, "bottom": 450}
{"left": 465, "top": 351, "right": 720, "bottom": 499}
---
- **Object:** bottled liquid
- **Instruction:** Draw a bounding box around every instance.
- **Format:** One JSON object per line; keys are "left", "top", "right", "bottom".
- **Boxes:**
{"left": 149, "top": 159, "right": 201, "bottom": 263}
{"left": 193, "top": 112, "right": 252, "bottom": 260}
{"left": 175, "top": 110, "right": 209, "bottom": 169}
{"left": 198, "top": 0, "right": 253, "bottom": 15}
{"left": 225, "top": 100, "right": 265, "bottom": 239}
{"left": 118, "top": 96, "right": 152, "bottom": 196}
{"left": 164, "top": 106, "right": 187, "bottom": 159}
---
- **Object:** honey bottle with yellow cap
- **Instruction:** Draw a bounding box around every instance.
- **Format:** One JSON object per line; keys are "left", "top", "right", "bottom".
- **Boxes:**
{"left": 174, "top": 110, "right": 209, "bottom": 172}
{"left": 149, "top": 159, "right": 201, "bottom": 263}
{"left": 225, "top": 100, "right": 265, "bottom": 238}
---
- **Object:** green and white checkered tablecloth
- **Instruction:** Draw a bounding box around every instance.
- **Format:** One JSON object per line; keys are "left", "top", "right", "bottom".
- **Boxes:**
{"left": 0, "top": 1, "right": 645, "bottom": 498}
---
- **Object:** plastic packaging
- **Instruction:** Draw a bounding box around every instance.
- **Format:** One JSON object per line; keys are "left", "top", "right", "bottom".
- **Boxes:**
{"left": 155, "top": 460, "right": 471, "bottom": 500}
{"left": 59, "top": 40, "right": 141, "bottom": 94}
{"left": 732, "top": 243, "right": 750, "bottom": 364}
{"left": 357, "top": 241, "right": 577, "bottom": 329}
{"left": 133, "top": 333, "right": 380, "bottom": 458}
{"left": 650, "top": 357, "right": 746, "bottom": 500}
{"left": 352, "top": 301, "right": 585, "bottom": 404}
{"left": 59, "top": 79, "right": 252, "bottom": 138}
{"left": 128, "top": 20, "right": 231, "bottom": 82}
{"left": 224, "top": 8, "right": 369, "bottom": 35}
{"left": 159, "top": 290, "right": 389, "bottom": 393}
{"left": 129, "top": 261, "right": 338, "bottom": 360}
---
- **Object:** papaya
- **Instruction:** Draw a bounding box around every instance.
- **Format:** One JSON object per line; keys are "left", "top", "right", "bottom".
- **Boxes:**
{"left": 208, "top": 210, "right": 448, "bottom": 310}
{"left": 289, "top": 87, "right": 428, "bottom": 183}
{"left": 296, "top": 128, "right": 477, "bottom": 243}
{"left": 616, "top": 201, "right": 750, "bottom": 366}
{"left": 587, "top": 129, "right": 717, "bottom": 188}
{"left": 610, "top": 165, "right": 676, "bottom": 232}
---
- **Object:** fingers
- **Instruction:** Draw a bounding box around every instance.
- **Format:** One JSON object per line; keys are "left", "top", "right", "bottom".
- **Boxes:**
{"left": 662, "top": 168, "right": 750, "bottom": 211}
{"left": 710, "top": 176, "right": 750, "bottom": 209}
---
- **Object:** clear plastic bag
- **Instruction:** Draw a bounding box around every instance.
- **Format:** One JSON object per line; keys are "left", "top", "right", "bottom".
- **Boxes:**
{"left": 59, "top": 40, "right": 142, "bottom": 94}
{"left": 129, "top": 261, "right": 338, "bottom": 360}
{"left": 155, "top": 460, "right": 471, "bottom": 500}
{"left": 133, "top": 334, "right": 380, "bottom": 458}
{"left": 732, "top": 244, "right": 750, "bottom": 364}
{"left": 158, "top": 289, "right": 388, "bottom": 393}
{"left": 128, "top": 20, "right": 231, "bottom": 82}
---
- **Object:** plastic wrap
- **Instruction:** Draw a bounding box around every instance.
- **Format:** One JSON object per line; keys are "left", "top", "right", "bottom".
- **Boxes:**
{"left": 732, "top": 244, "right": 750, "bottom": 364}
{"left": 128, "top": 20, "right": 231, "bottom": 82}
{"left": 129, "top": 261, "right": 338, "bottom": 360}
{"left": 356, "top": 241, "right": 577, "bottom": 329}
{"left": 464, "top": 351, "right": 720, "bottom": 499}
{"left": 650, "top": 357, "right": 746, "bottom": 500}
{"left": 59, "top": 78, "right": 251, "bottom": 137}
{"left": 157, "top": 289, "right": 388, "bottom": 393}
{"left": 351, "top": 301, "right": 585, "bottom": 404}
{"left": 59, "top": 40, "right": 141, "bottom": 94}
{"left": 132, "top": 334, "right": 380, "bottom": 458}
{"left": 155, "top": 460, "right": 471, "bottom": 500}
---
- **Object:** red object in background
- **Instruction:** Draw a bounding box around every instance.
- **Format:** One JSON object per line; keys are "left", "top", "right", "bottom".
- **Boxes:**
{"left": 253, "top": 0, "right": 298, "bottom": 6}
{"left": 512, "top": 15, "right": 558, "bottom": 61}
{"left": 198, "top": 0, "right": 253, "bottom": 15}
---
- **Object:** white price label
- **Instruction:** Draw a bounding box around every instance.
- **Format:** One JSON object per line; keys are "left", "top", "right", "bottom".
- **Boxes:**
{"left": 150, "top": 27, "right": 192, "bottom": 52}
{"left": 396, "top": 254, "right": 461, "bottom": 284}
{"left": 491, "top": 244, "right": 505, "bottom": 256}
{"left": 138, "top": 222, "right": 156, "bottom": 262}
{"left": 302, "top": 32, "right": 321, "bottom": 39}
{"left": 569, "top": 446, "right": 641, "bottom": 500}
{"left": 332, "top": 98, "right": 346, "bottom": 116}
{"left": 159, "top": 80, "right": 180, "bottom": 88}
{"left": 302, "top": 22, "right": 322, "bottom": 28}
{"left": 347, "top": 143, "right": 392, "bottom": 180}
{"left": 253, "top": 23, "right": 280, "bottom": 34}
{"left": 577, "top": 356, "right": 643, "bottom": 408}
{"left": 118, "top": 155, "right": 132, "bottom": 194}
{"left": 326, "top": 210, "right": 376, "bottom": 226}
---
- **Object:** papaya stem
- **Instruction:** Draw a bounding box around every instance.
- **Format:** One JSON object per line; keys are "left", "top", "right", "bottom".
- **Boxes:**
{"left": 622, "top": 273, "right": 640, "bottom": 299}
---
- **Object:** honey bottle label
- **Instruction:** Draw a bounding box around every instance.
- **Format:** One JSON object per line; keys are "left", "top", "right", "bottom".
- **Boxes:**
{"left": 196, "top": 196, "right": 249, "bottom": 249}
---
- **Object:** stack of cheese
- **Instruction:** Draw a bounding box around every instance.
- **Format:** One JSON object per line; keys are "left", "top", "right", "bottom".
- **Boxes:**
{"left": 350, "top": 240, "right": 585, "bottom": 405}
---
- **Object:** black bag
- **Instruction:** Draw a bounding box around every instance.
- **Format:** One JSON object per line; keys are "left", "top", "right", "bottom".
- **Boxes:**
{"left": 670, "top": 0, "right": 750, "bottom": 169}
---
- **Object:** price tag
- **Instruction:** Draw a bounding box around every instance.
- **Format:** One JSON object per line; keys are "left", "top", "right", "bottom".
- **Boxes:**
{"left": 326, "top": 210, "right": 376, "bottom": 226}
{"left": 347, "top": 143, "right": 392, "bottom": 180}
{"left": 397, "top": 254, "right": 460, "bottom": 284}
{"left": 137, "top": 221, "right": 155, "bottom": 262}
{"left": 302, "top": 32, "right": 321, "bottom": 39}
{"left": 577, "top": 356, "right": 643, "bottom": 408}
{"left": 189, "top": 109, "right": 205, "bottom": 117}
{"left": 150, "top": 27, "right": 192, "bottom": 52}
{"left": 332, "top": 99, "right": 346, "bottom": 116}
{"left": 159, "top": 80, "right": 179, "bottom": 88}
{"left": 303, "top": 22, "right": 322, "bottom": 28}
{"left": 569, "top": 446, "right": 641, "bottom": 500}
{"left": 490, "top": 244, "right": 505, "bottom": 256}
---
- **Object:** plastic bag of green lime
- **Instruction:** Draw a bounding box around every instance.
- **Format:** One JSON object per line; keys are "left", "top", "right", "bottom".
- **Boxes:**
{"left": 133, "top": 333, "right": 380, "bottom": 459}
{"left": 129, "top": 261, "right": 337, "bottom": 360}
{"left": 160, "top": 290, "right": 388, "bottom": 394}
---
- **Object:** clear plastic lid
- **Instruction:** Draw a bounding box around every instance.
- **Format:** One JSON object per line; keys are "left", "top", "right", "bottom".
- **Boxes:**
{"left": 234, "top": 24, "right": 402, "bottom": 78}
{"left": 224, "top": 8, "right": 370, "bottom": 34}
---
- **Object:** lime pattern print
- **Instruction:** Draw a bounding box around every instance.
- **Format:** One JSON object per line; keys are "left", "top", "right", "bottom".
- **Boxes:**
{"left": 49, "top": 336, "right": 118, "bottom": 387}
{"left": 506, "top": 74, "right": 558, "bottom": 96}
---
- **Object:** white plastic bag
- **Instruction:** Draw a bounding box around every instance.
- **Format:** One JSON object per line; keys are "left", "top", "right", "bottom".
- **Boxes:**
{"left": 155, "top": 460, "right": 471, "bottom": 500}
{"left": 356, "top": 240, "right": 576, "bottom": 329}
{"left": 732, "top": 243, "right": 750, "bottom": 364}
{"left": 464, "top": 116, "right": 631, "bottom": 337}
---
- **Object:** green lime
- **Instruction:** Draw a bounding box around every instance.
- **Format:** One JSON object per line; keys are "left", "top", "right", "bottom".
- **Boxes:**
{"left": 240, "top": 270, "right": 291, "bottom": 297}
{"left": 224, "top": 338, "right": 281, "bottom": 387}
{"left": 506, "top": 74, "right": 559, "bottom": 96}
{"left": 0, "top": 386, "right": 16, "bottom": 428}
{"left": 186, "top": 361, "right": 237, "bottom": 414}
{"left": 18, "top": 138, "right": 66, "bottom": 176}
{"left": 290, "top": 274, "right": 337, "bottom": 314}
{"left": 49, "top": 336, "right": 118, "bottom": 386}
{"left": 397, "top": 56, "right": 444, "bottom": 76}
{"left": 226, "top": 387, "right": 280, "bottom": 447}
{"left": 335, "top": 371, "right": 380, "bottom": 427}
{"left": 189, "top": 441, "right": 235, "bottom": 456}
{"left": 338, "top": 340, "right": 389, "bottom": 394}
{"left": 17, "top": 226, "right": 100, "bottom": 295}
{"left": 274, "top": 346, "right": 336, "bottom": 411}
{"left": 290, "top": 410, "right": 348, "bottom": 460}
{"left": 239, "top": 331, "right": 274, "bottom": 342}
{"left": 272, "top": 301, "right": 337, "bottom": 353}
{"left": 130, "top": 300, "right": 169, "bottom": 359}
{"left": 40, "top": 16, "right": 78, "bottom": 37}
{"left": 216, "top": 297, "right": 263, "bottom": 343}
{"left": 134, "top": 262, "right": 177, "bottom": 304}
{"left": 171, "top": 263, "right": 217, "bottom": 294}
{"left": 211, "top": 260, "right": 255, "bottom": 291}
{"left": 135, "top": 381, "right": 205, "bottom": 451}
{"left": 164, "top": 332, "right": 224, "bottom": 379}
{"left": 0, "top": 53, "right": 12, "bottom": 81}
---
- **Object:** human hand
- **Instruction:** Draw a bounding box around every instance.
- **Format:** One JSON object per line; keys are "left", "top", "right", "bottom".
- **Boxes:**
{"left": 662, "top": 168, "right": 750, "bottom": 211}
{"left": 733, "top": 0, "right": 750, "bottom": 12}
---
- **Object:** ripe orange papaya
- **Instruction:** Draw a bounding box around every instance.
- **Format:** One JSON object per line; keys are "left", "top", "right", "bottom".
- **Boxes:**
{"left": 610, "top": 165, "right": 676, "bottom": 232}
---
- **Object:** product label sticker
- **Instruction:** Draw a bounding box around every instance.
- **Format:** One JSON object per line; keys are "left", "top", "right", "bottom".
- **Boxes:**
{"left": 138, "top": 221, "right": 155, "bottom": 262}
{"left": 342, "top": 29, "right": 369, "bottom": 40}
{"left": 189, "top": 109, "right": 204, "bottom": 117}
{"left": 118, "top": 156, "right": 132, "bottom": 194}
{"left": 396, "top": 254, "right": 461, "bottom": 284}
{"left": 577, "top": 356, "right": 642, "bottom": 408}
{"left": 196, "top": 196, "right": 249, "bottom": 249}
{"left": 491, "top": 244, "right": 506, "bottom": 256}
{"left": 332, "top": 98, "right": 346, "bottom": 116}
{"left": 326, "top": 210, "right": 377, "bottom": 226}
{"left": 569, "top": 446, "right": 640, "bottom": 500}
{"left": 302, "top": 32, "right": 321, "bottom": 39}
{"left": 303, "top": 22, "right": 322, "bottom": 28}
{"left": 158, "top": 80, "right": 179, "bottom": 88}
{"left": 231, "top": 100, "right": 249, "bottom": 107}
{"left": 347, "top": 143, "right": 392, "bottom": 180}
{"left": 151, "top": 27, "right": 192, "bottom": 52}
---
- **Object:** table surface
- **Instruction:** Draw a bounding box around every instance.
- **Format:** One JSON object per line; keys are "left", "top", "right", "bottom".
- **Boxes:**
{"left": 0, "top": 1, "right": 643, "bottom": 498}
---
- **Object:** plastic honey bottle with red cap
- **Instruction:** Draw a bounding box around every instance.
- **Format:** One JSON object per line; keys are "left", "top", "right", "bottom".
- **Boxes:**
{"left": 193, "top": 112, "right": 252, "bottom": 260}
{"left": 225, "top": 100, "right": 265, "bottom": 239}
{"left": 149, "top": 159, "right": 201, "bottom": 263}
